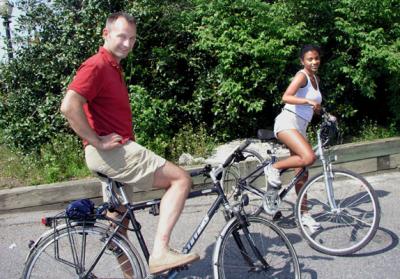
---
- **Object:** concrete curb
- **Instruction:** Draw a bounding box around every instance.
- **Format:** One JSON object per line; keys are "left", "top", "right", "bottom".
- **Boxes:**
{"left": 1, "top": 137, "right": 399, "bottom": 213}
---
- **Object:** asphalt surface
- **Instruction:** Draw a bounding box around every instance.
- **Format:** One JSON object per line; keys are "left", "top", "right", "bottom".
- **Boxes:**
{"left": 1, "top": 170, "right": 399, "bottom": 279}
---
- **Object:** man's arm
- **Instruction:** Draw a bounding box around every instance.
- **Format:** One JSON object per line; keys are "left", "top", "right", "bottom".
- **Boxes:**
{"left": 60, "top": 90, "right": 122, "bottom": 150}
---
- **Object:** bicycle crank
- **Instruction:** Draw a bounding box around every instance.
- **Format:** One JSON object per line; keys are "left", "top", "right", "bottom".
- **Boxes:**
{"left": 263, "top": 190, "right": 281, "bottom": 216}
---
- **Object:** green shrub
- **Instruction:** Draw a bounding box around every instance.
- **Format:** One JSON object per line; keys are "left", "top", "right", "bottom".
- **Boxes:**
{"left": 351, "top": 120, "right": 398, "bottom": 142}
{"left": 32, "top": 134, "right": 90, "bottom": 184}
{"left": 168, "top": 124, "right": 216, "bottom": 162}
{"left": 0, "top": 133, "right": 90, "bottom": 187}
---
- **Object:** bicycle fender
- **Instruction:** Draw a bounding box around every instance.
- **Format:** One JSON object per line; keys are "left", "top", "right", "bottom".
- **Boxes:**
{"left": 212, "top": 216, "right": 239, "bottom": 278}
{"left": 23, "top": 221, "right": 108, "bottom": 262}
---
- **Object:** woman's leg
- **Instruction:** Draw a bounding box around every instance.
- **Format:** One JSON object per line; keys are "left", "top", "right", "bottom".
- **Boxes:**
{"left": 294, "top": 167, "right": 308, "bottom": 211}
{"left": 273, "top": 129, "right": 316, "bottom": 170}
{"left": 275, "top": 130, "right": 314, "bottom": 211}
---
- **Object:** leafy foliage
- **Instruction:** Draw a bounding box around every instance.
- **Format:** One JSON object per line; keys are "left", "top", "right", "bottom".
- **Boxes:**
{"left": 0, "top": 0, "right": 399, "bottom": 171}
{"left": 183, "top": 0, "right": 307, "bottom": 140}
{"left": 168, "top": 123, "right": 215, "bottom": 162}
{"left": 0, "top": 0, "right": 119, "bottom": 152}
{"left": 0, "top": 134, "right": 89, "bottom": 186}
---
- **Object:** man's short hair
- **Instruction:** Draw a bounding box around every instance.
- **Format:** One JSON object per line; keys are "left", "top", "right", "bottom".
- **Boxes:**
{"left": 106, "top": 12, "right": 136, "bottom": 28}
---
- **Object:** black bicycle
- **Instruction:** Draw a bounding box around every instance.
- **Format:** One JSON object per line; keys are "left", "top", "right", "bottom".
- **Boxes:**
{"left": 222, "top": 111, "right": 381, "bottom": 256}
{"left": 22, "top": 140, "right": 301, "bottom": 279}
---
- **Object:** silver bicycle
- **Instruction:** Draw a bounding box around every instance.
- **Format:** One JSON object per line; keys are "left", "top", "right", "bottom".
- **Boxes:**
{"left": 223, "top": 111, "right": 381, "bottom": 256}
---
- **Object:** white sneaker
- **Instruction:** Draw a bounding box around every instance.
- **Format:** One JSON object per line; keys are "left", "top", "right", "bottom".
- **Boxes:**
{"left": 301, "top": 213, "right": 321, "bottom": 233}
{"left": 264, "top": 164, "right": 282, "bottom": 188}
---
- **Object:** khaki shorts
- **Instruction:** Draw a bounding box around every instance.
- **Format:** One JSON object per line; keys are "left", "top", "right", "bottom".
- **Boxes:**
{"left": 85, "top": 141, "right": 166, "bottom": 201}
{"left": 274, "top": 109, "right": 309, "bottom": 138}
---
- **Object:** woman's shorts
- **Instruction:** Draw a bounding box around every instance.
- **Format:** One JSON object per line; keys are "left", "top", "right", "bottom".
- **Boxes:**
{"left": 274, "top": 109, "right": 309, "bottom": 138}
{"left": 85, "top": 140, "right": 166, "bottom": 201}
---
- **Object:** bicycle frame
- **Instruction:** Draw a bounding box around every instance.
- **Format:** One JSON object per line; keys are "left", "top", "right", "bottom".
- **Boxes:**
{"left": 237, "top": 125, "right": 339, "bottom": 211}
{"left": 81, "top": 162, "right": 265, "bottom": 278}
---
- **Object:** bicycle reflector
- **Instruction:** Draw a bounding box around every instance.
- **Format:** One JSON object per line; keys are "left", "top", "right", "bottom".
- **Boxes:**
{"left": 41, "top": 217, "right": 51, "bottom": 227}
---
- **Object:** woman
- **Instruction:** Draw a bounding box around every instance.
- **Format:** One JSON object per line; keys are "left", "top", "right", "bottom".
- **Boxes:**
{"left": 265, "top": 45, "right": 322, "bottom": 231}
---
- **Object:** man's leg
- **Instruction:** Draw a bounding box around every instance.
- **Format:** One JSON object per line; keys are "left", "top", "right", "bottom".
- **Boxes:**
{"left": 106, "top": 209, "right": 134, "bottom": 278}
{"left": 151, "top": 161, "right": 191, "bottom": 256}
{"left": 149, "top": 161, "right": 200, "bottom": 274}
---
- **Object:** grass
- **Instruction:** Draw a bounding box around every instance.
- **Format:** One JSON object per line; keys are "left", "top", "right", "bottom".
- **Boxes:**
{"left": 0, "top": 134, "right": 91, "bottom": 189}
{"left": 0, "top": 145, "right": 28, "bottom": 188}
{"left": 349, "top": 120, "right": 398, "bottom": 142}
{"left": 0, "top": 125, "right": 217, "bottom": 189}
{"left": 0, "top": 120, "right": 397, "bottom": 189}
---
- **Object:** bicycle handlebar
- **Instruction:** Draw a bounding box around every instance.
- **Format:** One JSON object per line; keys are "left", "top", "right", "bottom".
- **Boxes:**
{"left": 222, "top": 139, "right": 252, "bottom": 168}
{"left": 189, "top": 164, "right": 212, "bottom": 177}
{"left": 320, "top": 107, "right": 337, "bottom": 123}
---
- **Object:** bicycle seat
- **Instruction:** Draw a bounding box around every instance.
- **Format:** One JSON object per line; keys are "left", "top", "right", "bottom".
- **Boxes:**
{"left": 257, "top": 129, "right": 277, "bottom": 142}
{"left": 96, "top": 172, "right": 108, "bottom": 179}
{"left": 96, "top": 172, "right": 123, "bottom": 187}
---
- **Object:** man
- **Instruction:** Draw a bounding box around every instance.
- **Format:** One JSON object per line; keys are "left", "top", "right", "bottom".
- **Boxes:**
{"left": 60, "top": 12, "right": 199, "bottom": 275}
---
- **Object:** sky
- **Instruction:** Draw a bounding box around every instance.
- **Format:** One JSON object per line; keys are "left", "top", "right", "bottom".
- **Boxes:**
{"left": 0, "top": 3, "right": 20, "bottom": 62}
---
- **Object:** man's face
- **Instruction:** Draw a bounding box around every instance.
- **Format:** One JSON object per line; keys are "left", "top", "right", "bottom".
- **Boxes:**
{"left": 103, "top": 17, "right": 137, "bottom": 62}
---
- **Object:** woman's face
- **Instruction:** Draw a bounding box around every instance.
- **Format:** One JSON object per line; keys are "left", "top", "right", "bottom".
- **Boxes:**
{"left": 301, "top": 50, "right": 320, "bottom": 74}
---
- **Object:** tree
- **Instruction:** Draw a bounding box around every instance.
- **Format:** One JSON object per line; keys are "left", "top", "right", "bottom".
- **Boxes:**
{"left": 1, "top": 0, "right": 399, "bottom": 157}
{"left": 0, "top": 0, "right": 123, "bottom": 152}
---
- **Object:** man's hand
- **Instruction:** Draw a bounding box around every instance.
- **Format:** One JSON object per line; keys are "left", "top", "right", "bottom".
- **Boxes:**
{"left": 95, "top": 133, "right": 123, "bottom": 150}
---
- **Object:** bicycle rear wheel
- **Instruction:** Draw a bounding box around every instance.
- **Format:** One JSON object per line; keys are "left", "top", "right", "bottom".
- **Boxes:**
{"left": 223, "top": 148, "right": 266, "bottom": 216}
{"left": 22, "top": 224, "right": 146, "bottom": 279}
{"left": 295, "top": 169, "right": 380, "bottom": 255}
{"left": 214, "top": 216, "right": 301, "bottom": 279}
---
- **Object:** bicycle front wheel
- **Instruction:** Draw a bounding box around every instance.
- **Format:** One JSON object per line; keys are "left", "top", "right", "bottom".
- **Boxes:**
{"left": 223, "top": 148, "right": 266, "bottom": 216}
{"left": 22, "top": 224, "right": 146, "bottom": 279}
{"left": 295, "top": 169, "right": 380, "bottom": 255}
{"left": 214, "top": 216, "right": 301, "bottom": 279}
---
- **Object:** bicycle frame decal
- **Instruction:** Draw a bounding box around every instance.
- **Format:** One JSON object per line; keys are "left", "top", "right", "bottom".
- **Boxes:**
{"left": 183, "top": 215, "right": 210, "bottom": 254}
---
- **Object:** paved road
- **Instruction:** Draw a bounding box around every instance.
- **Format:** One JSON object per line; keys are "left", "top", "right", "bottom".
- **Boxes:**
{"left": 1, "top": 171, "right": 399, "bottom": 279}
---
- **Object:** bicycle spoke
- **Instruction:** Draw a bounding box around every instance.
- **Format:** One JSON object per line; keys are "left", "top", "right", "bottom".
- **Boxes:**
{"left": 216, "top": 217, "right": 300, "bottom": 278}
{"left": 296, "top": 169, "right": 380, "bottom": 255}
{"left": 339, "top": 192, "right": 372, "bottom": 209}
{"left": 23, "top": 225, "right": 144, "bottom": 279}
{"left": 340, "top": 210, "right": 373, "bottom": 227}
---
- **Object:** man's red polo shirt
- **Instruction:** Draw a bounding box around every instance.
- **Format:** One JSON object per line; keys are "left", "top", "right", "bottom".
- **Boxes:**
{"left": 68, "top": 47, "right": 134, "bottom": 145}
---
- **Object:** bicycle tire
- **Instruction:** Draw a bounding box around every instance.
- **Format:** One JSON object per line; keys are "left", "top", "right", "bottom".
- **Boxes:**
{"left": 295, "top": 168, "right": 381, "bottom": 255}
{"left": 223, "top": 148, "right": 266, "bottom": 216}
{"left": 213, "top": 216, "right": 301, "bottom": 279}
{"left": 22, "top": 223, "right": 146, "bottom": 279}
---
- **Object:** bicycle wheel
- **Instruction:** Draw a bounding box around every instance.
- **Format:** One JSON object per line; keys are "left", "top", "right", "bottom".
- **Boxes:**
{"left": 214, "top": 216, "right": 301, "bottom": 279}
{"left": 22, "top": 223, "right": 146, "bottom": 279}
{"left": 223, "top": 148, "right": 266, "bottom": 216}
{"left": 295, "top": 169, "right": 380, "bottom": 255}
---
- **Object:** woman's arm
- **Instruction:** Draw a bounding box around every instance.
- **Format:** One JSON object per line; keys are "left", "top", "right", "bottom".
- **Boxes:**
{"left": 282, "top": 72, "right": 321, "bottom": 111}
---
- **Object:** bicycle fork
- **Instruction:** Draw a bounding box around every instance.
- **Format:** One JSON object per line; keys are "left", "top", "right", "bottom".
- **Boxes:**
{"left": 232, "top": 212, "right": 270, "bottom": 271}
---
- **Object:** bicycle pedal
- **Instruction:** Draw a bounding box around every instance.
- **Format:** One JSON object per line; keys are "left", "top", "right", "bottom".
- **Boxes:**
{"left": 272, "top": 211, "right": 283, "bottom": 221}
{"left": 149, "top": 204, "right": 160, "bottom": 216}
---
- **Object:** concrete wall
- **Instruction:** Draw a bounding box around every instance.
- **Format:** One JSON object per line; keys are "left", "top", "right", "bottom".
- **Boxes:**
{"left": 1, "top": 137, "right": 399, "bottom": 212}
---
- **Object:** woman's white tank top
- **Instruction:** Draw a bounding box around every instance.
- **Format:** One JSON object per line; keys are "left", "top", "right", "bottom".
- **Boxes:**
{"left": 284, "top": 70, "right": 322, "bottom": 122}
